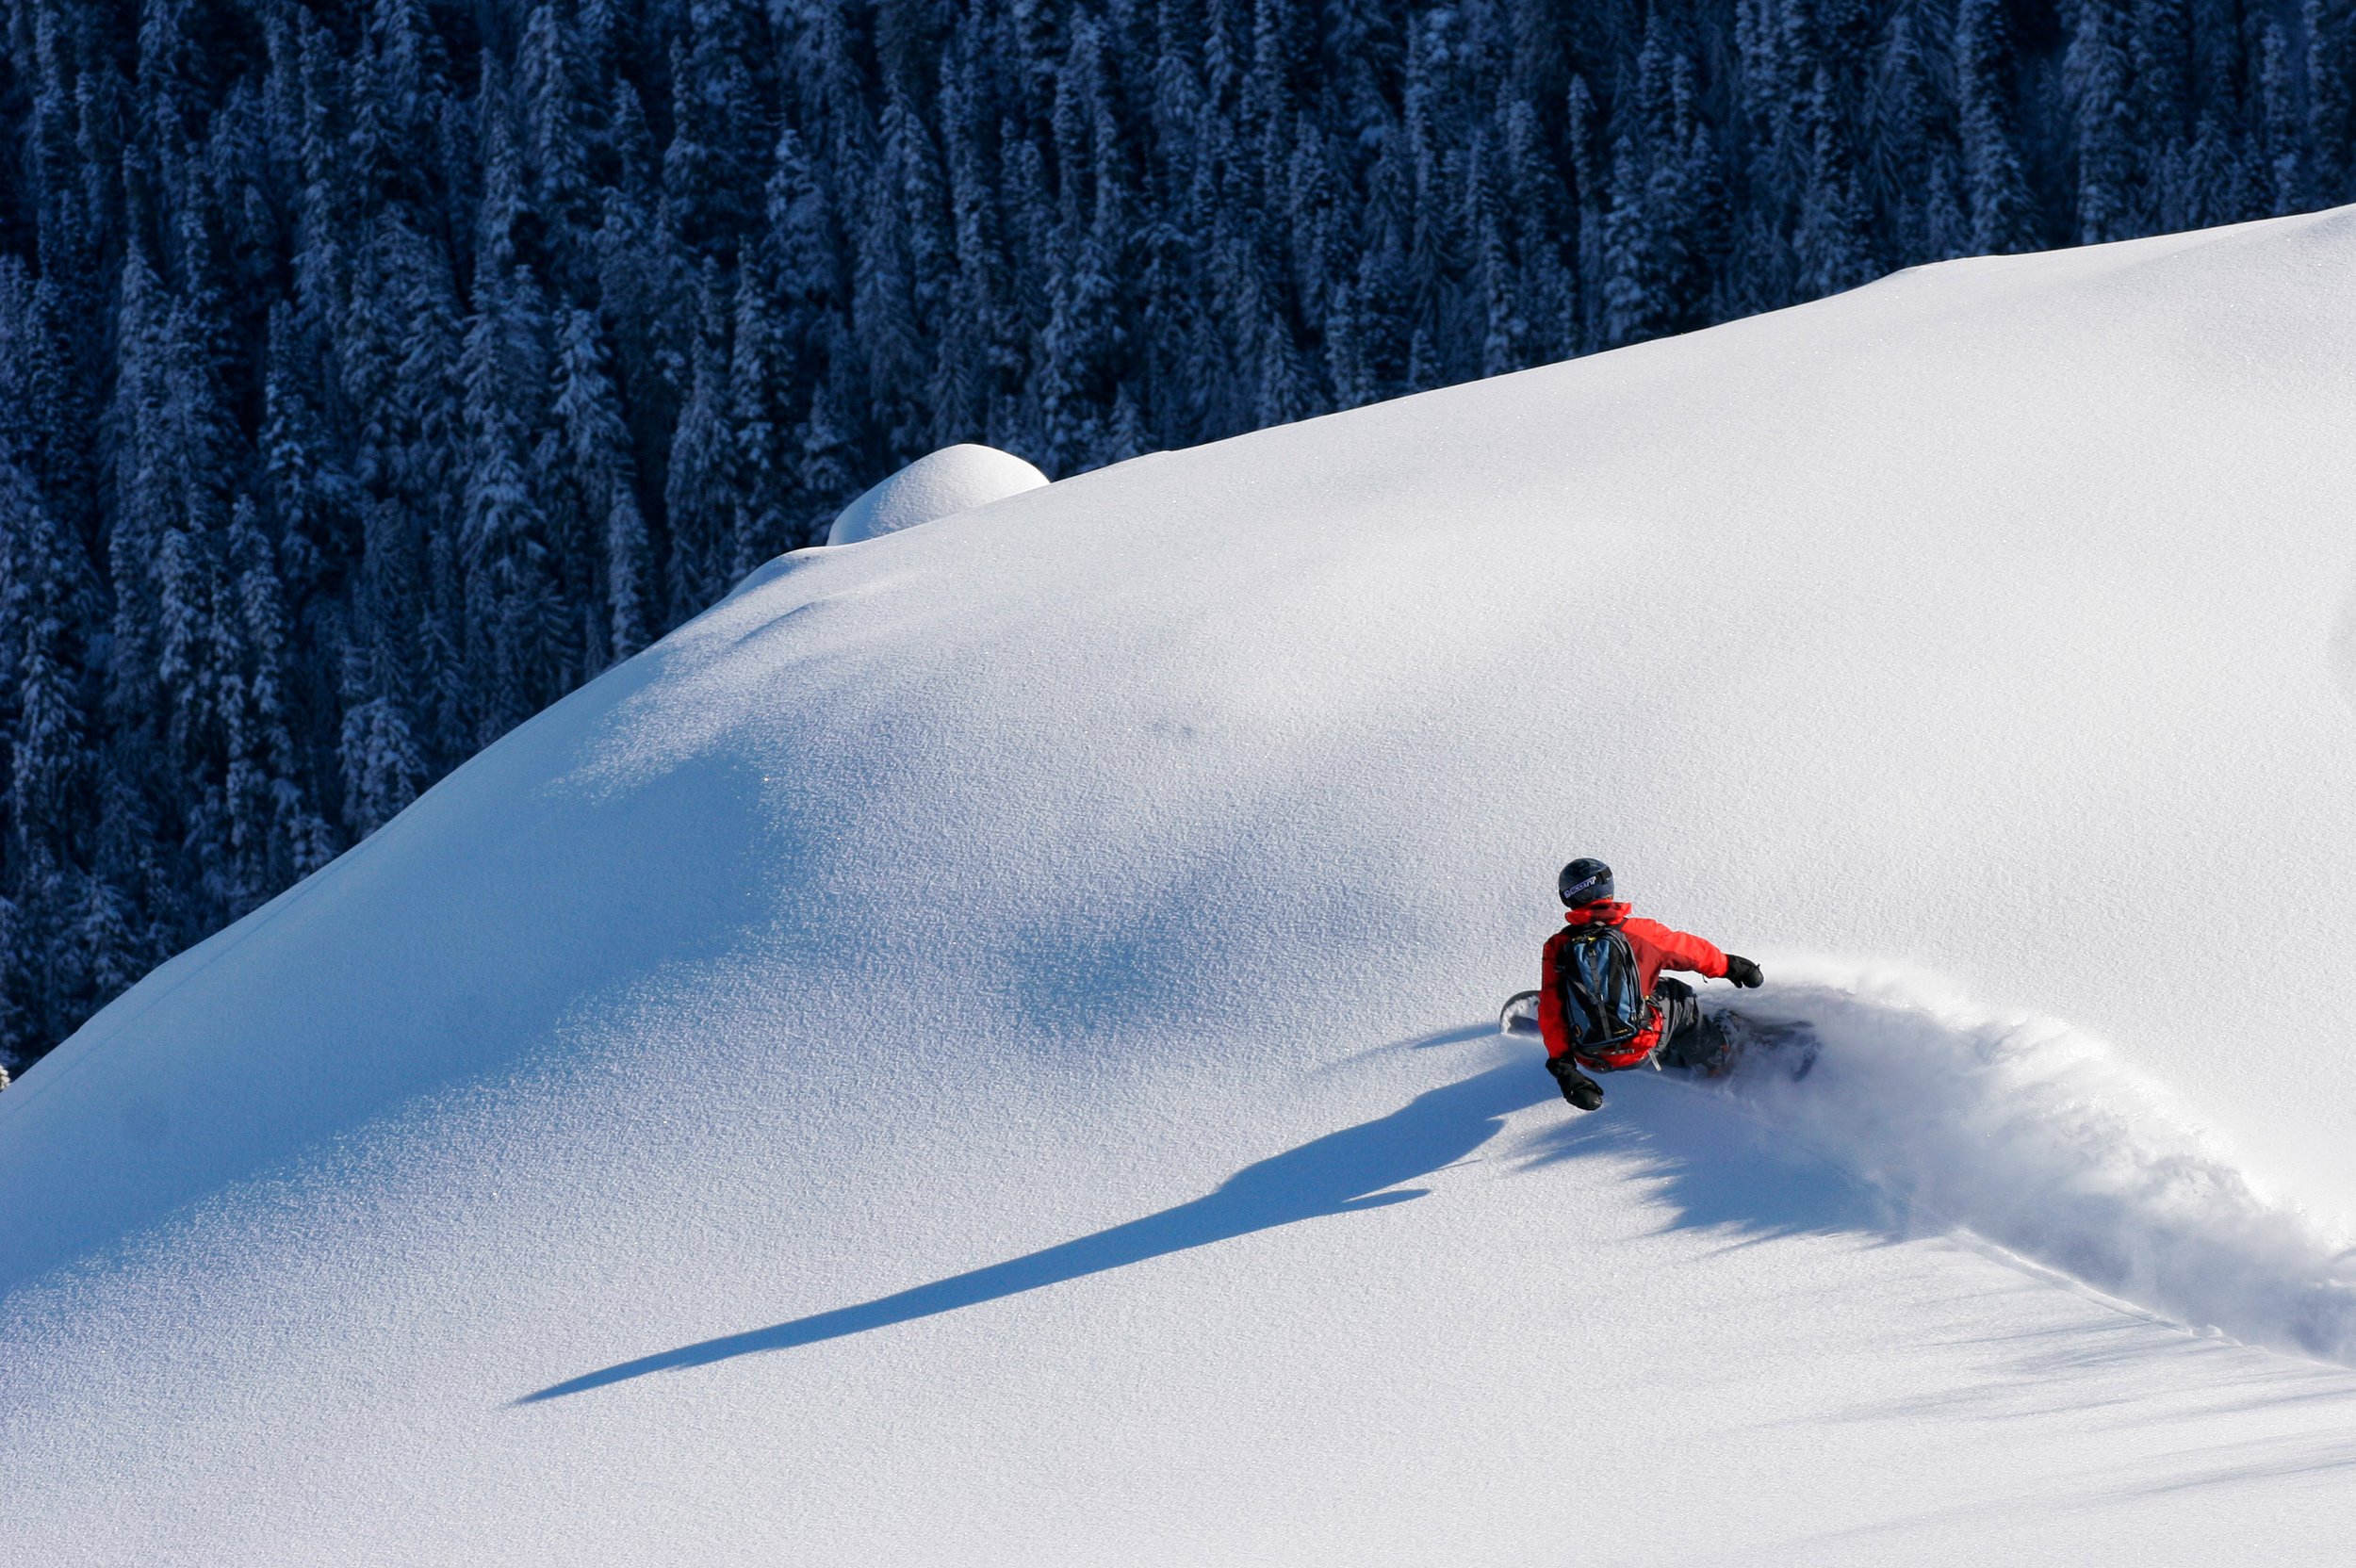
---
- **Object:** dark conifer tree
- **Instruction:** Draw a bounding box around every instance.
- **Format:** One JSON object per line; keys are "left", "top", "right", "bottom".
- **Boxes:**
{"left": 2068, "top": 0, "right": 2142, "bottom": 243}
{"left": 2311, "top": 0, "right": 2356, "bottom": 204}
{"left": 2257, "top": 21, "right": 2307, "bottom": 212}
{"left": 1956, "top": 0, "right": 2039, "bottom": 253}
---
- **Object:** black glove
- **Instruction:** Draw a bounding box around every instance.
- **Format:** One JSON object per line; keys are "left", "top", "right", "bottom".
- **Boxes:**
{"left": 1546, "top": 1054, "right": 1605, "bottom": 1111}
{"left": 1724, "top": 955, "right": 1764, "bottom": 988}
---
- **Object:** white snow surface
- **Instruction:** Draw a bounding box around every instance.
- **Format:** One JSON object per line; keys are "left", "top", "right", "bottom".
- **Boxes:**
{"left": 10, "top": 211, "right": 2356, "bottom": 1563}
{"left": 824, "top": 440, "right": 1049, "bottom": 545}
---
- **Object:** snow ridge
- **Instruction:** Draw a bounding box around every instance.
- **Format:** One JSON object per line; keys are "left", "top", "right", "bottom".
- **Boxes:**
{"left": 1716, "top": 969, "right": 2356, "bottom": 1364}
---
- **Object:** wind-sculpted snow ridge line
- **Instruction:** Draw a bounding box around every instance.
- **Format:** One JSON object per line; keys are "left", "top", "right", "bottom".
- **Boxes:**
{"left": 1717, "top": 968, "right": 2356, "bottom": 1366}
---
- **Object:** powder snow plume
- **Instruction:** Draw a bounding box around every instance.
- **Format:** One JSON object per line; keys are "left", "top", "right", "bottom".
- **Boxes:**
{"left": 1717, "top": 969, "right": 2356, "bottom": 1364}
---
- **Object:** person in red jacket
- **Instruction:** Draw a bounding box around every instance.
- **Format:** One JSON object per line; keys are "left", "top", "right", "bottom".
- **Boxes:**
{"left": 1540, "top": 858, "right": 1762, "bottom": 1110}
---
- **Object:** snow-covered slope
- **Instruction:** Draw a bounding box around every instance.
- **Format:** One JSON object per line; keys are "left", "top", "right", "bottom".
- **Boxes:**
{"left": 9, "top": 210, "right": 2356, "bottom": 1563}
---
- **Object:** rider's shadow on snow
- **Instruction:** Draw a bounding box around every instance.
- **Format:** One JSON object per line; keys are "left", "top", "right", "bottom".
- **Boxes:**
{"left": 519, "top": 1049, "right": 1881, "bottom": 1405}
{"left": 1517, "top": 1075, "right": 1892, "bottom": 1247}
{"left": 520, "top": 1058, "right": 1550, "bottom": 1403}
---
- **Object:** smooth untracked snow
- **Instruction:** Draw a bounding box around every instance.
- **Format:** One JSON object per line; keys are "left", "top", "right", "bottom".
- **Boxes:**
{"left": 8, "top": 210, "right": 2356, "bottom": 1563}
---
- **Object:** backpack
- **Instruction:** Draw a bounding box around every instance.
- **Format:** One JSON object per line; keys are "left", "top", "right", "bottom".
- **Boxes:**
{"left": 1554, "top": 923, "right": 1652, "bottom": 1056}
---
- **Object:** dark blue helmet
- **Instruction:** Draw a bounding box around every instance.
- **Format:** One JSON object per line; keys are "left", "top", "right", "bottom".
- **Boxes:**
{"left": 1558, "top": 858, "right": 1613, "bottom": 907}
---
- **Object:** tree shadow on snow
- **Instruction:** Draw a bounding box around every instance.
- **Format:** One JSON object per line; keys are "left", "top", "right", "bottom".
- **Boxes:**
{"left": 518, "top": 1045, "right": 1886, "bottom": 1405}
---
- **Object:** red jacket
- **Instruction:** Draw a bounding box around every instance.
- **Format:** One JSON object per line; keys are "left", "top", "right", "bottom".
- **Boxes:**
{"left": 1539, "top": 901, "right": 1728, "bottom": 1070}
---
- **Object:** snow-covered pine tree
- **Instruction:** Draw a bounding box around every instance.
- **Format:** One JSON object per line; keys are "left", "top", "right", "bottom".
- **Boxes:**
{"left": 1867, "top": 1, "right": 1970, "bottom": 263}
{"left": 2257, "top": 21, "right": 2308, "bottom": 213}
{"left": 663, "top": 265, "right": 739, "bottom": 622}
{"left": 2310, "top": 0, "right": 2356, "bottom": 205}
{"left": 1955, "top": 0, "right": 2038, "bottom": 253}
{"left": 2067, "top": 0, "right": 2141, "bottom": 244}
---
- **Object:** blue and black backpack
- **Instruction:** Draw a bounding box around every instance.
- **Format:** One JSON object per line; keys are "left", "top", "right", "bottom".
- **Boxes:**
{"left": 1555, "top": 923, "right": 1651, "bottom": 1056}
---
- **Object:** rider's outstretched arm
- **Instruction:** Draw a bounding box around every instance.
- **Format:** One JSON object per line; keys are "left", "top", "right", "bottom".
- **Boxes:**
{"left": 1628, "top": 920, "right": 1762, "bottom": 988}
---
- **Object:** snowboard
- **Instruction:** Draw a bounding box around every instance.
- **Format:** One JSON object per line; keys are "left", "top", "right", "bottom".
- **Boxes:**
{"left": 1498, "top": 989, "right": 1819, "bottom": 1082}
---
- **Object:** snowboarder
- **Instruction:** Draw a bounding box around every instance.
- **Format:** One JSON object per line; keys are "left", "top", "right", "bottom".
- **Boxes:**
{"left": 1539, "top": 858, "right": 1763, "bottom": 1110}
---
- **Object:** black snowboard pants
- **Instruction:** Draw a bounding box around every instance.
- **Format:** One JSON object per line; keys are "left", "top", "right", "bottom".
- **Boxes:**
{"left": 1649, "top": 977, "right": 1724, "bottom": 1072}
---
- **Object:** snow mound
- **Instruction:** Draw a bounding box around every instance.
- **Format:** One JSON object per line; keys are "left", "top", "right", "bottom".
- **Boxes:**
{"left": 1703, "top": 971, "right": 2356, "bottom": 1363}
{"left": 824, "top": 442, "right": 1049, "bottom": 546}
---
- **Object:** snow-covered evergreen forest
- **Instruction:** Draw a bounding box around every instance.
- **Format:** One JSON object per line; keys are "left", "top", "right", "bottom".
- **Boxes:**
{"left": 0, "top": 0, "right": 2348, "bottom": 1071}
